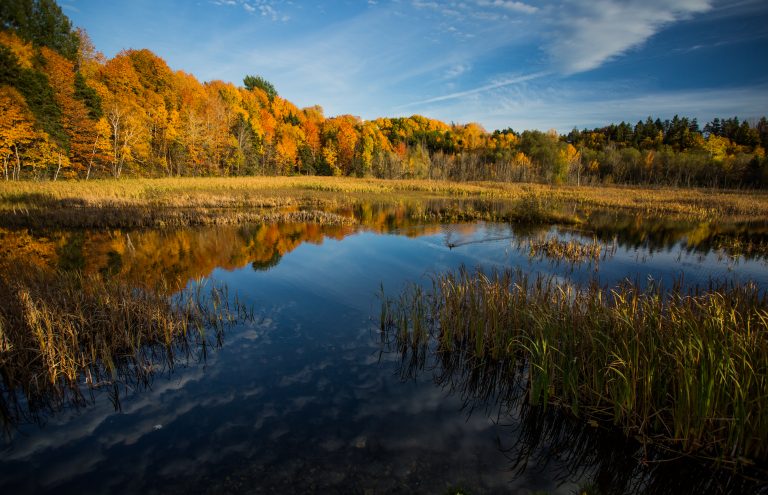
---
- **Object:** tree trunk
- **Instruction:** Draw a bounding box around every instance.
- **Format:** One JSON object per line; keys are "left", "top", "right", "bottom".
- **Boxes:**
{"left": 14, "top": 145, "right": 21, "bottom": 181}
{"left": 53, "top": 153, "right": 62, "bottom": 181}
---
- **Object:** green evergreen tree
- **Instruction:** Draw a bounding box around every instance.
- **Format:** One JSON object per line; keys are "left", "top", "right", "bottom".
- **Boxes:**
{"left": 0, "top": 0, "right": 79, "bottom": 60}
{"left": 243, "top": 74, "right": 278, "bottom": 101}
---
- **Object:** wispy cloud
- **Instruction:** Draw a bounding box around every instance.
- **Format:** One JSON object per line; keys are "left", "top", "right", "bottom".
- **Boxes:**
{"left": 411, "top": 0, "right": 538, "bottom": 24}
{"left": 60, "top": 2, "right": 80, "bottom": 13}
{"left": 427, "top": 82, "right": 768, "bottom": 132}
{"left": 211, "top": 0, "right": 288, "bottom": 21}
{"left": 548, "top": 0, "right": 713, "bottom": 74}
{"left": 400, "top": 71, "right": 550, "bottom": 107}
{"left": 476, "top": 0, "right": 538, "bottom": 15}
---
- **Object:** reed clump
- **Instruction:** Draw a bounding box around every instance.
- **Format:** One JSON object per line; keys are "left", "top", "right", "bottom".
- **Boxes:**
{"left": 523, "top": 235, "right": 616, "bottom": 264}
{"left": 381, "top": 268, "right": 768, "bottom": 466}
{"left": 0, "top": 262, "right": 250, "bottom": 426}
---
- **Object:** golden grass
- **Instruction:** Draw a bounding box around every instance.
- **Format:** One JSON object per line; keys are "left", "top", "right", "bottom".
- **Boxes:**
{"left": 1, "top": 177, "right": 766, "bottom": 222}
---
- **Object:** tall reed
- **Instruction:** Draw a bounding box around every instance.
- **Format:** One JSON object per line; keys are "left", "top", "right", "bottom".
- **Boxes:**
{"left": 380, "top": 268, "right": 768, "bottom": 466}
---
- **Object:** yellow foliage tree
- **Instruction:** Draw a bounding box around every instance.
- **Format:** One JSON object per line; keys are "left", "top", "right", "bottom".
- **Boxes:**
{"left": 703, "top": 135, "right": 731, "bottom": 162}
{"left": 0, "top": 87, "right": 37, "bottom": 180}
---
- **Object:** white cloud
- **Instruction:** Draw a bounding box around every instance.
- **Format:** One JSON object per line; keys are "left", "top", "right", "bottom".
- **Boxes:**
{"left": 213, "top": 0, "right": 287, "bottom": 21}
{"left": 256, "top": 2, "right": 277, "bottom": 19}
{"left": 412, "top": 1, "right": 441, "bottom": 10}
{"left": 60, "top": 3, "right": 80, "bottom": 13}
{"left": 549, "top": 0, "right": 713, "bottom": 74}
{"left": 476, "top": 0, "right": 538, "bottom": 14}
{"left": 444, "top": 63, "right": 471, "bottom": 79}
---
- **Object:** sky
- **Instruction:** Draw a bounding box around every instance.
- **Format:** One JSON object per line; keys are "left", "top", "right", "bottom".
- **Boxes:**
{"left": 62, "top": 0, "right": 768, "bottom": 132}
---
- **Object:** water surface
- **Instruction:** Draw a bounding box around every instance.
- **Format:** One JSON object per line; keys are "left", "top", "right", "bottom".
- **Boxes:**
{"left": 1, "top": 215, "right": 767, "bottom": 494}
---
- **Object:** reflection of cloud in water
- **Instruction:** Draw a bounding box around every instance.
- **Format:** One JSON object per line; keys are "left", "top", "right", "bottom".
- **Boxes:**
{"left": 1, "top": 316, "right": 279, "bottom": 487}
{"left": 278, "top": 360, "right": 332, "bottom": 387}
{"left": 37, "top": 448, "right": 107, "bottom": 488}
{"left": 290, "top": 396, "right": 315, "bottom": 410}
{"left": 252, "top": 402, "right": 278, "bottom": 431}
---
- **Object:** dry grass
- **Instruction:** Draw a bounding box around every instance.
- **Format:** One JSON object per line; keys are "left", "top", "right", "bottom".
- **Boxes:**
{"left": 1, "top": 177, "right": 766, "bottom": 227}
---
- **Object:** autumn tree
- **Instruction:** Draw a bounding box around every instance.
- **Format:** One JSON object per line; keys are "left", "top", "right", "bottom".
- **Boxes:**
{"left": 98, "top": 52, "right": 151, "bottom": 177}
{"left": 561, "top": 143, "right": 581, "bottom": 185}
{"left": 23, "top": 132, "right": 69, "bottom": 179}
{"left": 322, "top": 115, "right": 359, "bottom": 175}
{"left": 0, "top": 86, "right": 37, "bottom": 179}
{"left": 40, "top": 46, "right": 103, "bottom": 177}
{"left": 0, "top": 35, "right": 66, "bottom": 147}
{"left": 298, "top": 108, "right": 322, "bottom": 174}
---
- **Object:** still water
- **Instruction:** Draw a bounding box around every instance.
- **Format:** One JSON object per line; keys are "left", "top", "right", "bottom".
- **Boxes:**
{"left": 1, "top": 218, "right": 767, "bottom": 494}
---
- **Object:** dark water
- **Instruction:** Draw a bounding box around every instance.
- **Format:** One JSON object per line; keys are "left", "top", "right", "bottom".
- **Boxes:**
{"left": 1, "top": 217, "right": 767, "bottom": 494}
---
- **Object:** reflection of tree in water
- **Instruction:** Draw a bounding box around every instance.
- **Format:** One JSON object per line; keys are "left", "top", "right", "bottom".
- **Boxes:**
{"left": 0, "top": 222, "right": 354, "bottom": 290}
{"left": 586, "top": 211, "right": 768, "bottom": 260}
{"left": 380, "top": 328, "right": 767, "bottom": 495}
{"left": 3, "top": 202, "right": 766, "bottom": 292}
{"left": 251, "top": 250, "right": 282, "bottom": 271}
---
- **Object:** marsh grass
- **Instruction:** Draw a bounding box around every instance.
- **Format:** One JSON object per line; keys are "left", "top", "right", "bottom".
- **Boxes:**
{"left": 522, "top": 234, "right": 617, "bottom": 265}
{"left": 0, "top": 262, "right": 251, "bottom": 429}
{"left": 1, "top": 177, "right": 767, "bottom": 228}
{"left": 0, "top": 206, "right": 355, "bottom": 229}
{"left": 380, "top": 268, "right": 768, "bottom": 467}
{"left": 715, "top": 237, "right": 768, "bottom": 263}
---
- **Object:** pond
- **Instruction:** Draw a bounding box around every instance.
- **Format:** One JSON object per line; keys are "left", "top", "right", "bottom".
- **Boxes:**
{"left": 1, "top": 211, "right": 767, "bottom": 494}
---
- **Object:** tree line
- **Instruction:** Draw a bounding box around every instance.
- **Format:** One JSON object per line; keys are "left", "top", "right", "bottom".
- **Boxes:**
{"left": 1, "top": 0, "right": 766, "bottom": 187}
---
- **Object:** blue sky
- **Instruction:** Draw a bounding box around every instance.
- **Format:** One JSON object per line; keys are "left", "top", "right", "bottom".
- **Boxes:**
{"left": 63, "top": 0, "right": 768, "bottom": 132}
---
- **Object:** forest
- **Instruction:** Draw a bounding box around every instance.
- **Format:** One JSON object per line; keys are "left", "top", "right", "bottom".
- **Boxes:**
{"left": 1, "top": 0, "right": 767, "bottom": 188}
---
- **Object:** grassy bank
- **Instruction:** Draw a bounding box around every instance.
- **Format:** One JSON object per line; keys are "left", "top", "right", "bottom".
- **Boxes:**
{"left": 380, "top": 268, "right": 768, "bottom": 467}
{"left": 1, "top": 177, "right": 767, "bottom": 228}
